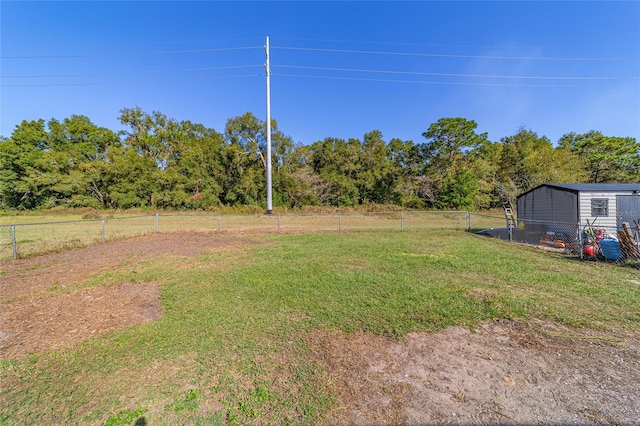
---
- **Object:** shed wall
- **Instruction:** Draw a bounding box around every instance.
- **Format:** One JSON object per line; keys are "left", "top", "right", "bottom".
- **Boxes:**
{"left": 578, "top": 191, "right": 637, "bottom": 228}
{"left": 517, "top": 186, "right": 578, "bottom": 223}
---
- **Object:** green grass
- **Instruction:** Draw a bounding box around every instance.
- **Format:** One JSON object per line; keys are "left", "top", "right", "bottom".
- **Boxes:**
{"left": 0, "top": 211, "right": 469, "bottom": 261}
{"left": 1, "top": 229, "right": 639, "bottom": 425}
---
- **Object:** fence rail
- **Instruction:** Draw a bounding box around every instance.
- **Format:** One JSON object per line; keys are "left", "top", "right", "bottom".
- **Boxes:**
{"left": 4, "top": 211, "right": 638, "bottom": 264}
{"left": 0, "top": 211, "right": 471, "bottom": 261}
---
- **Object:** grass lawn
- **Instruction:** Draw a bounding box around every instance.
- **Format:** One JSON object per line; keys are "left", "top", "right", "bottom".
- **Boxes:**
{"left": 1, "top": 229, "right": 639, "bottom": 425}
{"left": 0, "top": 210, "right": 475, "bottom": 260}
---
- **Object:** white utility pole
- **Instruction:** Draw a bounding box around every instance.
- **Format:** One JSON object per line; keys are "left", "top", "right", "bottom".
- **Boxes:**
{"left": 265, "top": 36, "right": 273, "bottom": 214}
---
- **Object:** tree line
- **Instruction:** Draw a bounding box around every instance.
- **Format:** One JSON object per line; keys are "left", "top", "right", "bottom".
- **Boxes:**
{"left": 1, "top": 107, "right": 638, "bottom": 211}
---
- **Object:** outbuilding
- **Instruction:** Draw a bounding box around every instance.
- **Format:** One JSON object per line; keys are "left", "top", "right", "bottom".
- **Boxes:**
{"left": 516, "top": 183, "right": 640, "bottom": 230}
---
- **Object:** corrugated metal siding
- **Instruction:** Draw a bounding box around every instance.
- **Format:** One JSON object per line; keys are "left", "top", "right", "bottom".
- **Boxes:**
{"left": 517, "top": 184, "right": 640, "bottom": 228}
{"left": 617, "top": 195, "right": 640, "bottom": 228}
{"left": 579, "top": 192, "right": 636, "bottom": 228}
{"left": 517, "top": 186, "right": 577, "bottom": 223}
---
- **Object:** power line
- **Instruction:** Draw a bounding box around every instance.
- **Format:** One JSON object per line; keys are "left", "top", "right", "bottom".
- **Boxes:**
{"left": 272, "top": 73, "right": 639, "bottom": 88}
{"left": 11, "top": 63, "right": 630, "bottom": 82}
{"left": 1, "top": 46, "right": 262, "bottom": 59}
{"left": 2, "top": 65, "right": 263, "bottom": 79}
{"left": 59, "top": 37, "right": 264, "bottom": 49}
{"left": 272, "top": 46, "right": 640, "bottom": 61}
{"left": 274, "top": 65, "right": 638, "bottom": 81}
{"left": 274, "top": 36, "right": 639, "bottom": 51}
{"left": 1, "top": 74, "right": 260, "bottom": 87}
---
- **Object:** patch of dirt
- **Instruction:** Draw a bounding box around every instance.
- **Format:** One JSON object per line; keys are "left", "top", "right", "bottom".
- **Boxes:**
{"left": 0, "top": 232, "right": 249, "bottom": 359}
{"left": 0, "top": 232, "right": 245, "bottom": 300}
{"left": 313, "top": 319, "right": 640, "bottom": 425}
{"left": 0, "top": 282, "right": 161, "bottom": 358}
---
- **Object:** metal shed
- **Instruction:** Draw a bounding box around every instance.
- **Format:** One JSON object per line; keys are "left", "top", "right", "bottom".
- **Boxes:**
{"left": 517, "top": 183, "right": 640, "bottom": 229}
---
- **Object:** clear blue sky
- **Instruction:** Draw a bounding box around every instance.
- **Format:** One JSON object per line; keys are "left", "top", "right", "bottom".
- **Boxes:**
{"left": 1, "top": 1, "right": 639, "bottom": 146}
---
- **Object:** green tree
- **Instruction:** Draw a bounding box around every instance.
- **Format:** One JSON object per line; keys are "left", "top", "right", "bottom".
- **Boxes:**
{"left": 309, "top": 137, "right": 362, "bottom": 206}
{"left": 0, "top": 117, "right": 119, "bottom": 209}
{"left": 119, "top": 106, "right": 184, "bottom": 171}
{"left": 467, "top": 140, "right": 502, "bottom": 210}
{"left": 0, "top": 120, "right": 49, "bottom": 208}
{"left": 388, "top": 138, "right": 430, "bottom": 208}
{"left": 223, "top": 112, "right": 294, "bottom": 207}
{"left": 421, "top": 118, "right": 489, "bottom": 210}
{"left": 497, "top": 128, "right": 588, "bottom": 206}
{"left": 99, "top": 145, "right": 157, "bottom": 208}
{"left": 46, "top": 115, "right": 122, "bottom": 208}
{"left": 173, "top": 121, "right": 225, "bottom": 209}
{"left": 558, "top": 131, "right": 640, "bottom": 183}
{"left": 357, "top": 130, "right": 397, "bottom": 204}
{"left": 118, "top": 107, "right": 227, "bottom": 209}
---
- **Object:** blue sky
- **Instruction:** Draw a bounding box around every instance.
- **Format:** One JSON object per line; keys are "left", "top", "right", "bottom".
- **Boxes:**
{"left": 1, "top": 1, "right": 639, "bottom": 146}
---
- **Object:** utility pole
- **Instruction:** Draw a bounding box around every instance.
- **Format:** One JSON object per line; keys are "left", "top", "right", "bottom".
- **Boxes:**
{"left": 265, "top": 36, "right": 273, "bottom": 214}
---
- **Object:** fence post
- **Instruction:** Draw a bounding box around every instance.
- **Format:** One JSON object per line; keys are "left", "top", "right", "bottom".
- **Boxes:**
{"left": 155, "top": 213, "right": 159, "bottom": 232}
{"left": 11, "top": 224, "right": 17, "bottom": 260}
{"left": 338, "top": 214, "right": 342, "bottom": 233}
{"left": 578, "top": 223, "right": 584, "bottom": 259}
{"left": 400, "top": 211, "right": 404, "bottom": 231}
{"left": 277, "top": 214, "right": 280, "bottom": 233}
{"left": 466, "top": 211, "right": 471, "bottom": 231}
{"left": 217, "top": 214, "right": 221, "bottom": 232}
{"left": 101, "top": 219, "right": 106, "bottom": 243}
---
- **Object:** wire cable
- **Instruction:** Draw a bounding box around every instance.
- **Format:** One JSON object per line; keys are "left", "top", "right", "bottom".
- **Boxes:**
{"left": 274, "top": 36, "right": 638, "bottom": 51}
{"left": 1, "top": 46, "right": 262, "bottom": 59}
{"left": 272, "top": 46, "right": 639, "bottom": 61}
{"left": 1, "top": 74, "right": 261, "bottom": 87}
{"left": 2, "top": 65, "right": 263, "bottom": 79}
{"left": 273, "top": 73, "right": 639, "bottom": 88}
{"left": 273, "top": 65, "right": 638, "bottom": 81}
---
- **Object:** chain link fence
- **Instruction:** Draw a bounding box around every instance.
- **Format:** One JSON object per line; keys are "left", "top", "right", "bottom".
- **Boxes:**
{"left": 6, "top": 211, "right": 638, "bottom": 263}
{"left": 0, "top": 211, "right": 469, "bottom": 261}
{"left": 470, "top": 213, "right": 640, "bottom": 264}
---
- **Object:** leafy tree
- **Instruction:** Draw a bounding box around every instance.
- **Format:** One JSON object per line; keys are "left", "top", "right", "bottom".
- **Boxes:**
{"left": 388, "top": 138, "right": 430, "bottom": 208}
{"left": 309, "top": 137, "right": 362, "bottom": 206}
{"left": 222, "top": 112, "right": 295, "bottom": 207}
{"left": 119, "top": 107, "right": 184, "bottom": 171}
{"left": 496, "top": 128, "right": 588, "bottom": 207}
{"left": 118, "top": 108, "right": 228, "bottom": 209}
{"left": 357, "top": 130, "right": 397, "bottom": 204}
{"left": 0, "top": 117, "right": 120, "bottom": 209}
{"left": 173, "top": 121, "right": 225, "bottom": 208}
{"left": 99, "top": 145, "right": 157, "bottom": 209}
{"left": 46, "top": 115, "right": 122, "bottom": 208}
{"left": 421, "top": 118, "right": 489, "bottom": 209}
{"left": 0, "top": 120, "right": 49, "bottom": 208}
{"left": 558, "top": 131, "right": 640, "bottom": 183}
{"left": 466, "top": 140, "right": 502, "bottom": 209}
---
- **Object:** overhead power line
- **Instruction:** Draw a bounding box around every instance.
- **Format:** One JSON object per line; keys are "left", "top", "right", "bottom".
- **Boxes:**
{"left": 6, "top": 37, "right": 264, "bottom": 50}
{"left": 1, "top": 46, "right": 262, "bottom": 59}
{"left": 274, "top": 65, "right": 638, "bottom": 81}
{"left": 2, "top": 65, "right": 263, "bottom": 79}
{"left": 8, "top": 64, "right": 632, "bottom": 82}
{"left": 274, "top": 37, "right": 639, "bottom": 51}
{"left": 273, "top": 46, "right": 640, "bottom": 61}
{"left": 273, "top": 73, "right": 639, "bottom": 88}
{"left": 1, "top": 74, "right": 260, "bottom": 87}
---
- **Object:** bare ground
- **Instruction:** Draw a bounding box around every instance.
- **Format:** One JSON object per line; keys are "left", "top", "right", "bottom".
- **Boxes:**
{"left": 1, "top": 232, "right": 639, "bottom": 425}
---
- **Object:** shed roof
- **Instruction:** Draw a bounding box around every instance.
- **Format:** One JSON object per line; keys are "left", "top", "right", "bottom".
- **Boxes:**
{"left": 517, "top": 183, "right": 640, "bottom": 199}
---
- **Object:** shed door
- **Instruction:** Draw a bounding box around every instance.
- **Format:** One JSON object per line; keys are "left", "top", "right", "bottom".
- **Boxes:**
{"left": 616, "top": 195, "right": 640, "bottom": 229}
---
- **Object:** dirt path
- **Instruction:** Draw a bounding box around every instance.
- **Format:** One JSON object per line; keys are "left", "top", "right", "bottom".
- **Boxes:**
{"left": 1, "top": 232, "right": 638, "bottom": 424}
{"left": 315, "top": 321, "right": 639, "bottom": 425}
